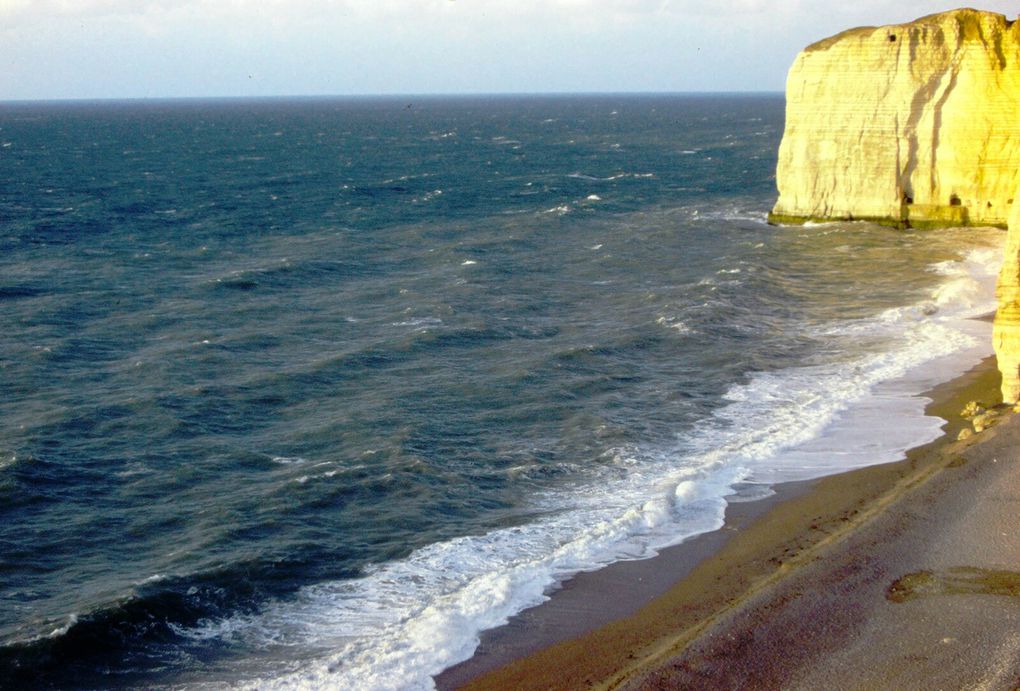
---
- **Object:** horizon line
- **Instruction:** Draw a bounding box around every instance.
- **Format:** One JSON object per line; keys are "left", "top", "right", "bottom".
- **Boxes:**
{"left": 0, "top": 89, "right": 785, "bottom": 106}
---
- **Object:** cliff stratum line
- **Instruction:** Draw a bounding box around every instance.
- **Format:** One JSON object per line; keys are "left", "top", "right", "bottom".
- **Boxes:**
{"left": 769, "top": 8, "right": 1020, "bottom": 403}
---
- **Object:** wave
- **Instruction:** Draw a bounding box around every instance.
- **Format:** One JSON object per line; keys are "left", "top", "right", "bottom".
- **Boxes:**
{"left": 390, "top": 317, "right": 444, "bottom": 329}
{"left": 0, "top": 285, "right": 45, "bottom": 301}
{"left": 566, "top": 172, "right": 655, "bottom": 182}
{"left": 541, "top": 204, "right": 571, "bottom": 215}
{"left": 0, "top": 564, "right": 305, "bottom": 688}
{"left": 0, "top": 451, "right": 19, "bottom": 472}
{"left": 157, "top": 239, "right": 1004, "bottom": 689}
{"left": 655, "top": 316, "right": 696, "bottom": 336}
{"left": 412, "top": 190, "right": 443, "bottom": 203}
{"left": 694, "top": 206, "right": 769, "bottom": 224}
{"left": 175, "top": 462, "right": 745, "bottom": 690}
{"left": 1, "top": 229, "right": 998, "bottom": 689}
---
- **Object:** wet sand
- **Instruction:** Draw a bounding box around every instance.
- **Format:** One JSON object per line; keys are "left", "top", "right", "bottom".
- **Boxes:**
{"left": 438, "top": 355, "right": 1020, "bottom": 689}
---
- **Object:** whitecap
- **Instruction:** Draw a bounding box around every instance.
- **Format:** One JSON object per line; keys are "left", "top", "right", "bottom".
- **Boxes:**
{"left": 289, "top": 469, "right": 342, "bottom": 486}
{"left": 45, "top": 614, "right": 79, "bottom": 640}
{"left": 135, "top": 573, "right": 170, "bottom": 585}
{"left": 655, "top": 316, "right": 694, "bottom": 335}
{"left": 542, "top": 205, "right": 571, "bottom": 215}
{"left": 697, "top": 208, "right": 769, "bottom": 224}
{"left": 391, "top": 317, "right": 444, "bottom": 328}
{"left": 272, "top": 456, "right": 308, "bottom": 465}
{"left": 566, "top": 172, "right": 651, "bottom": 182}
{"left": 413, "top": 190, "right": 443, "bottom": 203}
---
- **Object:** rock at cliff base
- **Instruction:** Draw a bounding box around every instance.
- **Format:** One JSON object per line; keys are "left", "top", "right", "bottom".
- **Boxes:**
{"left": 960, "top": 400, "right": 986, "bottom": 419}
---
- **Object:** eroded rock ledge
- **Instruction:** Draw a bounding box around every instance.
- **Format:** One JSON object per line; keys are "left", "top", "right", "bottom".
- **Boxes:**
{"left": 770, "top": 8, "right": 1020, "bottom": 403}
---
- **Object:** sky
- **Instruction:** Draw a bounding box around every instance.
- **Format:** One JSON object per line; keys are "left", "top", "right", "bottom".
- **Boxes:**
{"left": 2, "top": 1, "right": 1019, "bottom": 100}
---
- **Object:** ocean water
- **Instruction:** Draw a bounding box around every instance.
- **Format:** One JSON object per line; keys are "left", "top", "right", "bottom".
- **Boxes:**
{"left": 0, "top": 94, "right": 1004, "bottom": 689}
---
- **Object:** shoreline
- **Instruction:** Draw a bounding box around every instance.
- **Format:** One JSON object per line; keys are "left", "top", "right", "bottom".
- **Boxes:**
{"left": 437, "top": 353, "right": 1007, "bottom": 689}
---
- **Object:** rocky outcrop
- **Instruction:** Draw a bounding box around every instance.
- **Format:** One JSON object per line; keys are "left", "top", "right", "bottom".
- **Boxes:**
{"left": 770, "top": 9, "right": 1020, "bottom": 230}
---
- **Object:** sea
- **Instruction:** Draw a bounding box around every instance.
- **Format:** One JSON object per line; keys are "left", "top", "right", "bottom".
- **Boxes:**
{"left": 0, "top": 94, "right": 1005, "bottom": 689}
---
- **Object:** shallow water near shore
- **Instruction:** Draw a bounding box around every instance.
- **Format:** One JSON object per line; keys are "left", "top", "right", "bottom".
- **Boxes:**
{"left": 0, "top": 94, "right": 1006, "bottom": 688}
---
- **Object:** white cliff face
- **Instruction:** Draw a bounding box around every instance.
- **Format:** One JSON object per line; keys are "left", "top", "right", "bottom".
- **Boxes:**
{"left": 994, "top": 190, "right": 1020, "bottom": 402}
{"left": 771, "top": 9, "right": 1020, "bottom": 229}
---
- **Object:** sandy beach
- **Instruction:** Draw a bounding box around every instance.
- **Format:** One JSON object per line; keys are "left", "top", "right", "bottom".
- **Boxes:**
{"left": 438, "top": 354, "right": 1020, "bottom": 689}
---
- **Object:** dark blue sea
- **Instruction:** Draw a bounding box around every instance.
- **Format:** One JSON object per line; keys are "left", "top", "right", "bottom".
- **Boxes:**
{"left": 0, "top": 95, "right": 1004, "bottom": 689}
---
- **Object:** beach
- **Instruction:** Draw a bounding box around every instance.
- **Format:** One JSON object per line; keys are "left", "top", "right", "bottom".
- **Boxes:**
{"left": 440, "top": 354, "right": 1020, "bottom": 689}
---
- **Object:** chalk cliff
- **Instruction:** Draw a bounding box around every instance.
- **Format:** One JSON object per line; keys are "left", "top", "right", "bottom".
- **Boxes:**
{"left": 994, "top": 187, "right": 1020, "bottom": 402}
{"left": 770, "top": 9, "right": 1020, "bottom": 230}
{"left": 771, "top": 8, "right": 1020, "bottom": 403}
